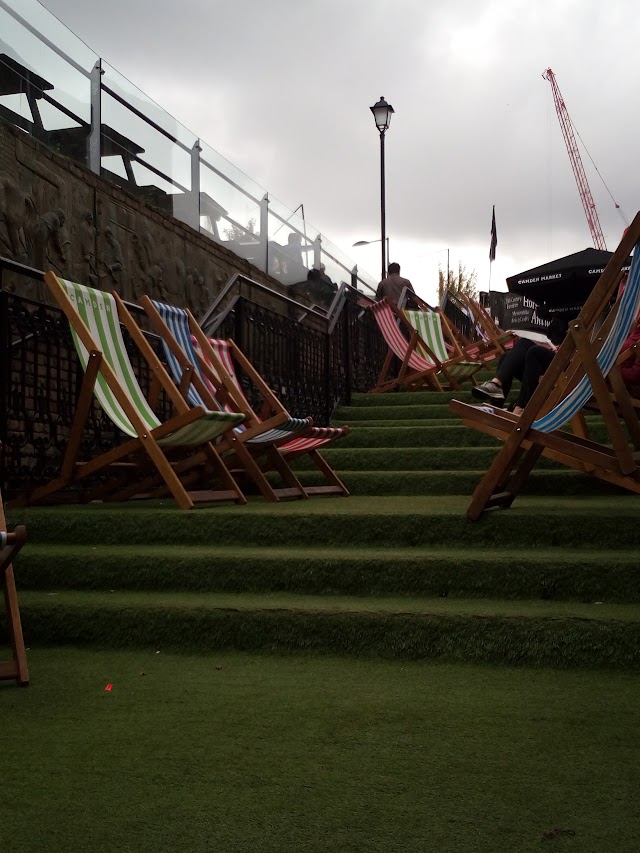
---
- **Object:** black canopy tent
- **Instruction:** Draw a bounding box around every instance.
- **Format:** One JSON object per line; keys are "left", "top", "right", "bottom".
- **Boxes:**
{"left": 506, "top": 248, "right": 631, "bottom": 316}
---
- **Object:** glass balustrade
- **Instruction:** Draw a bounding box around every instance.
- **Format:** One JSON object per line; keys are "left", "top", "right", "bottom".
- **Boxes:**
{"left": 0, "top": 0, "right": 377, "bottom": 296}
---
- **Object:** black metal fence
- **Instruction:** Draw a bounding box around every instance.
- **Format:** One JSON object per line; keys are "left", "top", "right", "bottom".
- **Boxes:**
{"left": 0, "top": 261, "right": 387, "bottom": 499}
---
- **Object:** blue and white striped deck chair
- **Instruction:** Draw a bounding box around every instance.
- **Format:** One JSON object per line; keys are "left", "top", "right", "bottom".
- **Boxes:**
{"left": 139, "top": 297, "right": 312, "bottom": 501}
{"left": 22, "top": 273, "right": 248, "bottom": 511}
{"left": 449, "top": 213, "right": 640, "bottom": 519}
{"left": 404, "top": 309, "right": 482, "bottom": 386}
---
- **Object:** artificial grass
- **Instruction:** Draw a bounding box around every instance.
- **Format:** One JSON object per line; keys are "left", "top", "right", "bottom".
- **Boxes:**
{"left": 337, "top": 423, "right": 611, "bottom": 447}
{"left": 335, "top": 403, "right": 476, "bottom": 421}
{"left": 9, "top": 496, "right": 640, "bottom": 549}
{"left": 16, "top": 544, "right": 640, "bottom": 602}
{"left": 293, "top": 469, "right": 623, "bottom": 497}
{"left": 11, "top": 590, "right": 640, "bottom": 668}
{"left": 2, "top": 648, "right": 640, "bottom": 852}
{"left": 295, "top": 446, "right": 564, "bottom": 471}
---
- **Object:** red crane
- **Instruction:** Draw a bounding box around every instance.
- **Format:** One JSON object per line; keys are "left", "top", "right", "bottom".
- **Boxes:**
{"left": 542, "top": 68, "right": 608, "bottom": 251}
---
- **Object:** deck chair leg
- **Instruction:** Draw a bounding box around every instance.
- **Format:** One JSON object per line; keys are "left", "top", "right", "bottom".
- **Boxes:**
{"left": 224, "top": 438, "right": 282, "bottom": 502}
{"left": 303, "top": 449, "right": 350, "bottom": 496}
{"left": 2, "top": 566, "right": 29, "bottom": 686}
{"left": 261, "top": 445, "right": 309, "bottom": 499}
{"left": 201, "top": 443, "right": 247, "bottom": 505}
{"left": 467, "top": 435, "right": 530, "bottom": 521}
{"left": 503, "top": 444, "right": 545, "bottom": 500}
{"left": 137, "top": 435, "right": 195, "bottom": 510}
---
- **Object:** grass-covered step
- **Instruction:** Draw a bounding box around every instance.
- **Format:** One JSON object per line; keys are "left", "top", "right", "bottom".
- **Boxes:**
{"left": 295, "top": 447, "right": 563, "bottom": 472}
{"left": 295, "top": 469, "right": 628, "bottom": 497}
{"left": 9, "top": 495, "right": 640, "bottom": 550}
{"left": 348, "top": 390, "right": 477, "bottom": 406}
{"left": 12, "top": 590, "right": 640, "bottom": 669}
{"left": 337, "top": 422, "right": 611, "bottom": 447}
{"left": 336, "top": 404, "right": 477, "bottom": 421}
{"left": 18, "top": 544, "right": 640, "bottom": 603}
{"left": 5, "top": 648, "right": 640, "bottom": 853}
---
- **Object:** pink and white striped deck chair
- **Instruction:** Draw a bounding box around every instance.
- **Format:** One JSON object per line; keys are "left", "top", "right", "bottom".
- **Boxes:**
{"left": 369, "top": 298, "right": 474, "bottom": 393}
{"left": 196, "top": 337, "right": 351, "bottom": 497}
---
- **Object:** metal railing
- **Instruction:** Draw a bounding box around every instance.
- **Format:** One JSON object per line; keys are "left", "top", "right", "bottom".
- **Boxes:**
{"left": 0, "top": 0, "right": 378, "bottom": 297}
{"left": 0, "top": 257, "right": 387, "bottom": 497}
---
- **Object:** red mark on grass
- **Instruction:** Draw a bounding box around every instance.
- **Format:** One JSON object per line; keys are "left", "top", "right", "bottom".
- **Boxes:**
{"left": 105, "top": 684, "right": 113, "bottom": 692}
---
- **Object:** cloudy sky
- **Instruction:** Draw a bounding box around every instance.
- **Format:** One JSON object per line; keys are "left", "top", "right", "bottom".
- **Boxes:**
{"left": 31, "top": 0, "right": 640, "bottom": 301}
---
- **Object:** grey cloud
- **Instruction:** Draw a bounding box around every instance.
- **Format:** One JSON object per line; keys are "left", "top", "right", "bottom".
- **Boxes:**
{"left": 37, "top": 0, "right": 640, "bottom": 277}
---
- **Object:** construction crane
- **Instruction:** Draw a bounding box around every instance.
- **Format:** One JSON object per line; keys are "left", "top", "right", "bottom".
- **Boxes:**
{"left": 542, "top": 67, "right": 608, "bottom": 251}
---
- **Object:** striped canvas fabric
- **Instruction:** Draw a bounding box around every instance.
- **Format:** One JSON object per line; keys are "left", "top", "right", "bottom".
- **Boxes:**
{"left": 403, "top": 309, "right": 481, "bottom": 382}
{"left": 404, "top": 310, "right": 449, "bottom": 363}
{"left": 197, "top": 337, "right": 311, "bottom": 444}
{"left": 143, "top": 298, "right": 310, "bottom": 447}
{"left": 59, "top": 279, "right": 243, "bottom": 446}
{"left": 370, "top": 301, "right": 434, "bottom": 372}
{"left": 532, "top": 242, "right": 640, "bottom": 433}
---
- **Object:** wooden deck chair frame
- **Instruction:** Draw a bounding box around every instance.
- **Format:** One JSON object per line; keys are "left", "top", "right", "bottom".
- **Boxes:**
{"left": 15, "top": 274, "right": 247, "bottom": 511}
{"left": 461, "top": 294, "right": 517, "bottom": 356}
{"left": 370, "top": 298, "right": 473, "bottom": 393}
{"left": 402, "top": 291, "right": 495, "bottom": 364}
{"left": 138, "top": 296, "right": 313, "bottom": 501}
{"left": 0, "top": 492, "right": 28, "bottom": 687}
{"left": 403, "top": 307, "right": 483, "bottom": 387}
{"left": 449, "top": 213, "right": 640, "bottom": 519}
{"left": 201, "top": 335, "right": 351, "bottom": 497}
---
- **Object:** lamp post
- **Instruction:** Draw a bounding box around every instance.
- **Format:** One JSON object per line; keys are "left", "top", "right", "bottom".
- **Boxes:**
{"left": 370, "top": 96, "right": 394, "bottom": 281}
{"left": 352, "top": 237, "right": 390, "bottom": 265}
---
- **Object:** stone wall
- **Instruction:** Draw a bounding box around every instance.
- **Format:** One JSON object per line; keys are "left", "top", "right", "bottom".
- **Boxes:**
{"left": 0, "top": 121, "right": 282, "bottom": 311}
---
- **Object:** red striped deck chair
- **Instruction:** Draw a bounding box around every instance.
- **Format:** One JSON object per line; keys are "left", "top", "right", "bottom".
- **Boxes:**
{"left": 369, "top": 298, "right": 477, "bottom": 393}
{"left": 199, "top": 337, "right": 350, "bottom": 496}
{"left": 0, "top": 490, "right": 28, "bottom": 686}
{"left": 139, "top": 297, "right": 332, "bottom": 500}
{"left": 16, "top": 274, "right": 248, "bottom": 511}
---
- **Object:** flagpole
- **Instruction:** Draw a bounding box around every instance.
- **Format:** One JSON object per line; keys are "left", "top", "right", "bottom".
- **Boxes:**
{"left": 488, "top": 204, "right": 497, "bottom": 300}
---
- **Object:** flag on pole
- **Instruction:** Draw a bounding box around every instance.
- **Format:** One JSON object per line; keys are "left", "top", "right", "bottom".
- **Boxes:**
{"left": 489, "top": 206, "right": 497, "bottom": 262}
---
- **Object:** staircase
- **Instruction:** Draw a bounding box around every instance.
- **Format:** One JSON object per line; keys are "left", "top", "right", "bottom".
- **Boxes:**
{"left": 5, "top": 387, "right": 640, "bottom": 669}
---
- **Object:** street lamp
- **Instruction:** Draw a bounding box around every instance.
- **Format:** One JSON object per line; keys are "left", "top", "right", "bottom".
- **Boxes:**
{"left": 352, "top": 237, "right": 390, "bottom": 273}
{"left": 370, "top": 96, "right": 394, "bottom": 281}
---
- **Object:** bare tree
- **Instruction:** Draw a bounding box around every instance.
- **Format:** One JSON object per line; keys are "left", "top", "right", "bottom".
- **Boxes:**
{"left": 437, "top": 262, "right": 478, "bottom": 303}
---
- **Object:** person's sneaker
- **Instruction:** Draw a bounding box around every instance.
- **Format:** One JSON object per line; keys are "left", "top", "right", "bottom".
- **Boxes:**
{"left": 471, "top": 380, "right": 505, "bottom": 404}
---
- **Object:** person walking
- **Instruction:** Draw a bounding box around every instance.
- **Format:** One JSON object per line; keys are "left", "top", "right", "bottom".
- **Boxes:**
{"left": 375, "top": 262, "right": 415, "bottom": 306}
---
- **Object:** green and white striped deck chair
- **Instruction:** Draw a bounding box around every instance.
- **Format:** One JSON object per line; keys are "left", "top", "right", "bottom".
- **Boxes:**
{"left": 404, "top": 309, "right": 482, "bottom": 386}
{"left": 22, "top": 273, "right": 247, "bottom": 510}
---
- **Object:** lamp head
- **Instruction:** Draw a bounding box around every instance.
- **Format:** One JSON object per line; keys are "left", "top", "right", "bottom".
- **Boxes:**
{"left": 370, "top": 96, "right": 395, "bottom": 133}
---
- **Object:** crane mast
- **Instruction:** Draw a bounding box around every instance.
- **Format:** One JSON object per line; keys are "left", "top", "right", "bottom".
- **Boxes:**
{"left": 542, "top": 67, "right": 607, "bottom": 251}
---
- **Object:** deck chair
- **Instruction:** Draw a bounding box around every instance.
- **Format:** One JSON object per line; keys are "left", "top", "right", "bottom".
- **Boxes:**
{"left": 0, "top": 491, "right": 28, "bottom": 687}
{"left": 138, "top": 297, "right": 330, "bottom": 500}
{"left": 404, "top": 309, "right": 482, "bottom": 385}
{"left": 16, "top": 274, "right": 248, "bottom": 511}
{"left": 402, "top": 291, "right": 498, "bottom": 364}
{"left": 462, "top": 295, "right": 516, "bottom": 355}
{"left": 369, "top": 298, "right": 480, "bottom": 393}
{"left": 450, "top": 213, "right": 640, "bottom": 519}
{"left": 201, "top": 336, "right": 351, "bottom": 497}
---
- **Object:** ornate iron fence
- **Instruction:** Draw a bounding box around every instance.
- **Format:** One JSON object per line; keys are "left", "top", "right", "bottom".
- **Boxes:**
{"left": 0, "top": 263, "right": 388, "bottom": 499}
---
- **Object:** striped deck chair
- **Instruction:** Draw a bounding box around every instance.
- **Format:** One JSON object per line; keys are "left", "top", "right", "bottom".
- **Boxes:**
{"left": 450, "top": 213, "right": 640, "bottom": 519}
{"left": 0, "top": 490, "right": 28, "bottom": 687}
{"left": 139, "top": 298, "right": 323, "bottom": 500}
{"left": 404, "top": 309, "right": 482, "bottom": 386}
{"left": 405, "top": 291, "right": 498, "bottom": 365}
{"left": 369, "top": 298, "right": 476, "bottom": 393}
{"left": 462, "top": 295, "right": 516, "bottom": 356}
{"left": 201, "top": 337, "right": 351, "bottom": 496}
{"left": 17, "top": 274, "right": 247, "bottom": 511}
